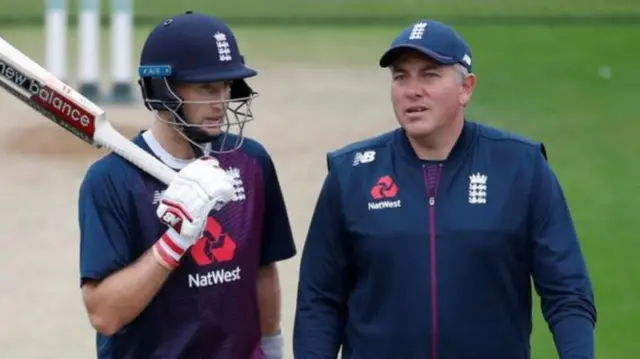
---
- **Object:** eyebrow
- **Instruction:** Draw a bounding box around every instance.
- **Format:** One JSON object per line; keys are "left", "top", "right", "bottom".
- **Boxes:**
{"left": 391, "top": 63, "right": 441, "bottom": 73}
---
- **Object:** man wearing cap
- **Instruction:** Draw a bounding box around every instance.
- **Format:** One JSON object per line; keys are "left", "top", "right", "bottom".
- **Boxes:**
{"left": 292, "top": 19, "right": 596, "bottom": 359}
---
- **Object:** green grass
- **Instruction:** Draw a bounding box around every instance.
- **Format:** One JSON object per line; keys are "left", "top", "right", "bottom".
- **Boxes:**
{"left": 1, "top": 0, "right": 639, "bottom": 23}
{"left": 1, "top": 23, "right": 638, "bottom": 357}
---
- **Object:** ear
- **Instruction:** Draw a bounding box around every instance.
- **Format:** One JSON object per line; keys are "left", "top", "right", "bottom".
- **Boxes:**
{"left": 460, "top": 73, "right": 476, "bottom": 106}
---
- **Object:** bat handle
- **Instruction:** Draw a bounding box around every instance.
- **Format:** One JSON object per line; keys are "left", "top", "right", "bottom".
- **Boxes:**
{"left": 95, "top": 124, "right": 177, "bottom": 185}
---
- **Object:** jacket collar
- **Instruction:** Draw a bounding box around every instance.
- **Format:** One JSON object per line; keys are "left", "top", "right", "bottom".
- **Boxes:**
{"left": 393, "top": 119, "right": 477, "bottom": 166}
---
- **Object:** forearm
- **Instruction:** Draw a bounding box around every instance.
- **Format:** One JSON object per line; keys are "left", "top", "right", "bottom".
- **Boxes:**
{"left": 257, "top": 264, "right": 285, "bottom": 359}
{"left": 552, "top": 315, "right": 595, "bottom": 359}
{"left": 294, "top": 171, "right": 347, "bottom": 358}
{"left": 293, "top": 269, "right": 346, "bottom": 357}
{"left": 257, "top": 263, "right": 282, "bottom": 335}
{"left": 83, "top": 248, "right": 171, "bottom": 335}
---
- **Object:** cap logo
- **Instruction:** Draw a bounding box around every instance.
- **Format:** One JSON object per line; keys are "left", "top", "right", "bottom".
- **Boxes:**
{"left": 462, "top": 54, "right": 471, "bottom": 67}
{"left": 409, "top": 22, "right": 427, "bottom": 40}
{"left": 213, "top": 32, "right": 232, "bottom": 62}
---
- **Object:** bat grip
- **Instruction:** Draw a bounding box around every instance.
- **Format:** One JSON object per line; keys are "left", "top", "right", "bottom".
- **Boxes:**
{"left": 96, "top": 124, "right": 177, "bottom": 185}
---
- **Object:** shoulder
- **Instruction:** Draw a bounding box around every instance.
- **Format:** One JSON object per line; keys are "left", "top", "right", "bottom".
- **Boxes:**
{"left": 326, "top": 129, "right": 396, "bottom": 170}
{"left": 82, "top": 153, "right": 134, "bottom": 189}
{"left": 235, "top": 134, "right": 273, "bottom": 164}
{"left": 225, "top": 134, "right": 282, "bottom": 187}
{"left": 80, "top": 136, "right": 147, "bottom": 202}
{"left": 474, "top": 121, "right": 547, "bottom": 160}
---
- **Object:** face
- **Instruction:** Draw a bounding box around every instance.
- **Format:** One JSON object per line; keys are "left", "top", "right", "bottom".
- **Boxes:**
{"left": 174, "top": 81, "right": 231, "bottom": 136}
{"left": 390, "top": 50, "right": 475, "bottom": 138}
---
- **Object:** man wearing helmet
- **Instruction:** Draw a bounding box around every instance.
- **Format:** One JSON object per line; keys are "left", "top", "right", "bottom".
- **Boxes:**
{"left": 77, "top": 11, "right": 296, "bottom": 359}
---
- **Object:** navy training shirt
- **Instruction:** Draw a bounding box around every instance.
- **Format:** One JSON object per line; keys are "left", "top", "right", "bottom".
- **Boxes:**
{"left": 78, "top": 130, "right": 297, "bottom": 359}
{"left": 293, "top": 120, "right": 596, "bottom": 359}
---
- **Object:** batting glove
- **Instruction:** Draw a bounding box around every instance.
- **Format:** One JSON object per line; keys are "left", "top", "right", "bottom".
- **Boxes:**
{"left": 153, "top": 156, "right": 236, "bottom": 270}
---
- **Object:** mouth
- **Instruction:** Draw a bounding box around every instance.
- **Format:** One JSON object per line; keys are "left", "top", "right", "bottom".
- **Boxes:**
{"left": 405, "top": 105, "right": 428, "bottom": 115}
{"left": 202, "top": 117, "right": 224, "bottom": 128}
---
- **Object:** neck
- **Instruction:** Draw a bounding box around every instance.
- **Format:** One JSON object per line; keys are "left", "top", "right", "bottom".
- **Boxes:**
{"left": 150, "top": 119, "right": 195, "bottom": 160}
{"left": 407, "top": 115, "right": 464, "bottom": 161}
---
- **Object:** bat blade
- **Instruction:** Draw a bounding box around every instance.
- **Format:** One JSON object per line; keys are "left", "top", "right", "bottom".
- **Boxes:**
{"left": 0, "top": 36, "right": 176, "bottom": 185}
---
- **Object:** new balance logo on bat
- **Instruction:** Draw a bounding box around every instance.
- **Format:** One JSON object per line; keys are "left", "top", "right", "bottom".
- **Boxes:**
{"left": 0, "top": 59, "right": 93, "bottom": 129}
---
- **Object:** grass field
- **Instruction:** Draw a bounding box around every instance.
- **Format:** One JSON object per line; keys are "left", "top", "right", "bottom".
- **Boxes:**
{"left": 0, "top": 14, "right": 638, "bottom": 359}
{"left": 2, "top": 0, "right": 640, "bottom": 24}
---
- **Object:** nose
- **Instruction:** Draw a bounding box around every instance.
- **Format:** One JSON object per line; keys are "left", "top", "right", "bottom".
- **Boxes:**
{"left": 209, "top": 100, "right": 224, "bottom": 112}
{"left": 406, "top": 87, "right": 424, "bottom": 101}
{"left": 404, "top": 78, "right": 425, "bottom": 99}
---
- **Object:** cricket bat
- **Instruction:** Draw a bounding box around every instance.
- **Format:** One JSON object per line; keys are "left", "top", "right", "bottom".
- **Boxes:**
{"left": 0, "top": 36, "right": 176, "bottom": 185}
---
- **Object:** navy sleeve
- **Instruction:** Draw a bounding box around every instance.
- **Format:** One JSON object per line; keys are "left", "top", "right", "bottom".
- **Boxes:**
{"left": 258, "top": 152, "right": 297, "bottom": 267}
{"left": 293, "top": 164, "right": 348, "bottom": 359}
{"left": 529, "top": 145, "right": 597, "bottom": 359}
{"left": 78, "top": 162, "right": 135, "bottom": 285}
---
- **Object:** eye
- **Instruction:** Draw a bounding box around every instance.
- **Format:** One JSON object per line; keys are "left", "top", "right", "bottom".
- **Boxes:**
{"left": 424, "top": 71, "right": 439, "bottom": 78}
{"left": 392, "top": 73, "right": 406, "bottom": 81}
{"left": 199, "top": 84, "right": 226, "bottom": 94}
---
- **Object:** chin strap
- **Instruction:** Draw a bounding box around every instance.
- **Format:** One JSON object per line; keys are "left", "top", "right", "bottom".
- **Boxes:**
{"left": 261, "top": 329, "right": 284, "bottom": 359}
{"left": 171, "top": 109, "right": 242, "bottom": 155}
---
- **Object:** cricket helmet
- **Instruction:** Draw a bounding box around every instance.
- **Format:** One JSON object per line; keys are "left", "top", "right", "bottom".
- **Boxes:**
{"left": 137, "top": 10, "right": 258, "bottom": 154}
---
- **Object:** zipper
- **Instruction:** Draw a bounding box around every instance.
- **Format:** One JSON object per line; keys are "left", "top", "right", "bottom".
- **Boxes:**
{"left": 423, "top": 163, "right": 443, "bottom": 359}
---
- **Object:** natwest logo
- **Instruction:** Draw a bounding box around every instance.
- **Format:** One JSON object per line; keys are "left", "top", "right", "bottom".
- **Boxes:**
{"left": 368, "top": 175, "right": 401, "bottom": 210}
{"left": 368, "top": 201, "right": 401, "bottom": 210}
{"left": 370, "top": 175, "right": 398, "bottom": 199}
{"left": 187, "top": 216, "right": 241, "bottom": 288}
{"left": 188, "top": 266, "right": 242, "bottom": 288}
{"left": 190, "top": 217, "right": 236, "bottom": 266}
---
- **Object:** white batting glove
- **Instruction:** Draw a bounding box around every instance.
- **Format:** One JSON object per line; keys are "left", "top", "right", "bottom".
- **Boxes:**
{"left": 152, "top": 156, "right": 236, "bottom": 270}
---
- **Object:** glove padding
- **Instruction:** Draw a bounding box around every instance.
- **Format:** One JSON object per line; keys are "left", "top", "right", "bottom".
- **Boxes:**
{"left": 153, "top": 156, "right": 236, "bottom": 269}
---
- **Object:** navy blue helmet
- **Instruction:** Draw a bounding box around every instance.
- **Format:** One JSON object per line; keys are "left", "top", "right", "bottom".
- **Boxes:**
{"left": 137, "top": 11, "right": 257, "bottom": 153}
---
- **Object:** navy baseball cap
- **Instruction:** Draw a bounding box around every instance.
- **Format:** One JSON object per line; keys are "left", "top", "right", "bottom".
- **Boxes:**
{"left": 379, "top": 19, "right": 472, "bottom": 72}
